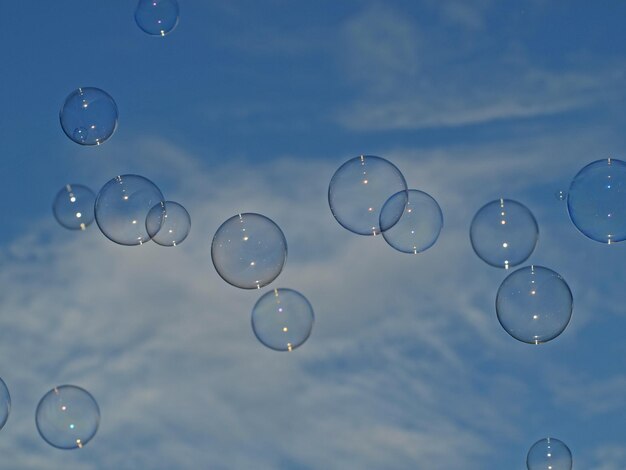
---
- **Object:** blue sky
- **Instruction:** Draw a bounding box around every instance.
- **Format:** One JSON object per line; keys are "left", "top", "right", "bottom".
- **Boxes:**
{"left": 0, "top": 1, "right": 626, "bottom": 468}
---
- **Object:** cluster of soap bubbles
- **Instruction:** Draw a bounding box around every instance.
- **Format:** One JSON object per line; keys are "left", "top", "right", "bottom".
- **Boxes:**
{"left": 328, "top": 155, "right": 443, "bottom": 254}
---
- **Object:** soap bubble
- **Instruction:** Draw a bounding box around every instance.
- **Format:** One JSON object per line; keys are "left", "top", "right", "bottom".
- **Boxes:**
{"left": 60, "top": 87, "right": 118, "bottom": 146}
{"left": 567, "top": 158, "right": 626, "bottom": 244}
{"left": 35, "top": 385, "right": 100, "bottom": 450}
{"left": 0, "top": 377, "right": 11, "bottom": 430}
{"left": 527, "top": 437, "right": 572, "bottom": 470}
{"left": 95, "top": 174, "right": 165, "bottom": 246}
{"left": 470, "top": 199, "right": 538, "bottom": 269}
{"left": 135, "top": 0, "right": 179, "bottom": 36}
{"left": 252, "top": 288, "right": 314, "bottom": 351}
{"left": 52, "top": 184, "right": 96, "bottom": 230}
{"left": 380, "top": 189, "right": 443, "bottom": 253}
{"left": 211, "top": 213, "right": 287, "bottom": 289}
{"left": 329, "top": 155, "right": 408, "bottom": 236}
{"left": 146, "top": 201, "right": 191, "bottom": 246}
{"left": 496, "top": 265, "right": 573, "bottom": 344}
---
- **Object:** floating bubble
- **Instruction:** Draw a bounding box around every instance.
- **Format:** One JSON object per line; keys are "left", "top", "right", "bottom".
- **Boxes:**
{"left": 212, "top": 213, "right": 287, "bottom": 289}
{"left": 470, "top": 199, "right": 538, "bottom": 269}
{"left": 146, "top": 201, "right": 191, "bottom": 246}
{"left": 567, "top": 158, "right": 626, "bottom": 244}
{"left": 35, "top": 385, "right": 100, "bottom": 450}
{"left": 52, "top": 184, "right": 96, "bottom": 231}
{"left": 527, "top": 437, "right": 572, "bottom": 470}
{"left": 380, "top": 189, "right": 443, "bottom": 254}
{"left": 0, "top": 377, "right": 10, "bottom": 431}
{"left": 60, "top": 87, "right": 118, "bottom": 146}
{"left": 496, "top": 265, "right": 573, "bottom": 344}
{"left": 95, "top": 174, "right": 165, "bottom": 246}
{"left": 135, "top": 0, "right": 179, "bottom": 36}
{"left": 555, "top": 190, "right": 567, "bottom": 201}
{"left": 328, "top": 155, "right": 408, "bottom": 236}
{"left": 252, "top": 288, "right": 314, "bottom": 351}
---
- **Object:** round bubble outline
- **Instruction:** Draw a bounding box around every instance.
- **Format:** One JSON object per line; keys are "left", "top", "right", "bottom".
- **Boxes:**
{"left": 526, "top": 437, "right": 573, "bottom": 470}
{"left": 52, "top": 184, "right": 96, "bottom": 231}
{"left": 59, "top": 87, "right": 118, "bottom": 146}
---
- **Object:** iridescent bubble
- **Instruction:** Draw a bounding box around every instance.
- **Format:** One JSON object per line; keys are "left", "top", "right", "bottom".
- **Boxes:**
{"left": 135, "top": 0, "right": 179, "bottom": 36}
{"left": 567, "top": 158, "right": 626, "bottom": 244}
{"left": 95, "top": 174, "right": 165, "bottom": 246}
{"left": 0, "top": 377, "right": 11, "bottom": 431}
{"left": 252, "top": 288, "right": 314, "bottom": 351}
{"left": 470, "top": 199, "right": 538, "bottom": 269}
{"left": 527, "top": 437, "right": 572, "bottom": 470}
{"left": 146, "top": 201, "right": 191, "bottom": 247}
{"left": 60, "top": 87, "right": 118, "bottom": 146}
{"left": 328, "top": 155, "right": 408, "bottom": 236}
{"left": 496, "top": 265, "right": 573, "bottom": 344}
{"left": 52, "top": 184, "right": 96, "bottom": 231}
{"left": 380, "top": 189, "right": 443, "bottom": 254}
{"left": 35, "top": 385, "right": 100, "bottom": 450}
{"left": 211, "top": 213, "right": 287, "bottom": 289}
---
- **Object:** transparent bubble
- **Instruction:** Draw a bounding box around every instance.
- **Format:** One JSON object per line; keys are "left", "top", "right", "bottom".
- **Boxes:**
{"left": 146, "top": 201, "right": 191, "bottom": 246}
{"left": 567, "top": 158, "right": 626, "bottom": 244}
{"left": 60, "top": 87, "right": 118, "bottom": 146}
{"left": 555, "top": 190, "right": 567, "bottom": 201}
{"left": 35, "top": 385, "right": 100, "bottom": 450}
{"left": 527, "top": 437, "right": 572, "bottom": 470}
{"left": 211, "top": 213, "right": 287, "bottom": 289}
{"left": 496, "top": 265, "right": 573, "bottom": 344}
{"left": 0, "top": 377, "right": 11, "bottom": 431}
{"left": 52, "top": 184, "right": 96, "bottom": 231}
{"left": 252, "top": 288, "right": 314, "bottom": 351}
{"left": 328, "top": 155, "right": 408, "bottom": 236}
{"left": 470, "top": 199, "right": 538, "bottom": 269}
{"left": 135, "top": 0, "right": 179, "bottom": 36}
{"left": 95, "top": 174, "right": 165, "bottom": 246}
{"left": 380, "top": 189, "right": 443, "bottom": 254}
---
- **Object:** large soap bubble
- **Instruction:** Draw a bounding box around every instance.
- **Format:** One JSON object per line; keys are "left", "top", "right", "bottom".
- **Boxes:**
{"left": 0, "top": 377, "right": 10, "bottom": 431}
{"left": 328, "top": 155, "right": 408, "bottom": 236}
{"left": 60, "top": 87, "right": 118, "bottom": 146}
{"left": 252, "top": 288, "right": 314, "bottom": 351}
{"left": 35, "top": 385, "right": 100, "bottom": 450}
{"left": 135, "top": 0, "right": 179, "bottom": 36}
{"left": 146, "top": 201, "right": 191, "bottom": 247}
{"left": 527, "top": 437, "right": 572, "bottom": 470}
{"left": 496, "top": 265, "right": 573, "bottom": 344}
{"left": 52, "top": 184, "right": 96, "bottom": 231}
{"left": 95, "top": 174, "right": 165, "bottom": 246}
{"left": 567, "top": 158, "right": 626, "bottom": 244}
{"left": 380, "top": 189, "right": 443, "bottom": 253}
{"left": 470, "top": 199, "right": 538, "bottom": 269}
{"left": 211, "top": 213, "right": 287, "bottom": 289}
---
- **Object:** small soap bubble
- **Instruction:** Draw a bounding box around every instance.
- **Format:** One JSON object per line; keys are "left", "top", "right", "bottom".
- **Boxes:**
{"left": 211, "top": 213, "right": 287, "bottom": 289}
{"left": 470, "top": 199, "right": 538, "bottom": 269}
{"left": 328, "top": 155, "right": 408, "bottom": 236}
{"left": 380, "top": 189, "right": 443, "bottom": 254}
{"left": 252, "top": 288, "right": 314, "bottom": 351}
{"left": 146, "top": 200, "right": 191, "bottom": 246}
{"left": 35, "top": 385, "right": 100, "bottom": 450}
{"left": 95, "top": 174, "right": 165, "bottom": 246}
{"left": 527, "top": 437, "right": 572, "bottom": 470}
{"left": 52, "top": 184, "right": 96, "bottom": 231}
{"left": 496, "top": 265, "right": 573, "bottom": 344}
{"left": 567, "top": 158, "right": 626, "bottom": 243}
{"left": 60, "top": 87, "right": 118, "bottom": 146}
{"left": 555, "top": 190, "right": 567, "bottom": 201}
{"left": 0, "top": 377, "right": 11, "bottom": 431}
{"left": 135, "top": 0, "right": 179, "bottom": 36}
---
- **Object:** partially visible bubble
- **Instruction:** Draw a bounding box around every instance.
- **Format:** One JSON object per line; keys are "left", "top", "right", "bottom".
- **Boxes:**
{"left": 146, "top": 201, "right": 191, "bottom": 247}
{"left": 0, "top": 377, "right": 10, "bottom": 431}
{"left": 526, "top": 437, "right": 572, "bottom": 470}
{"left": 53, "top": 184, "right": 96, "bottom": 231}
{"left": 555, "top": 190, "right": 567, "bottom": 201}
{"left": 135, "top": 0, "right": 179, "bottom": 36}
{"left": 60, "top": 87, "right": 118, "bottom": 146}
